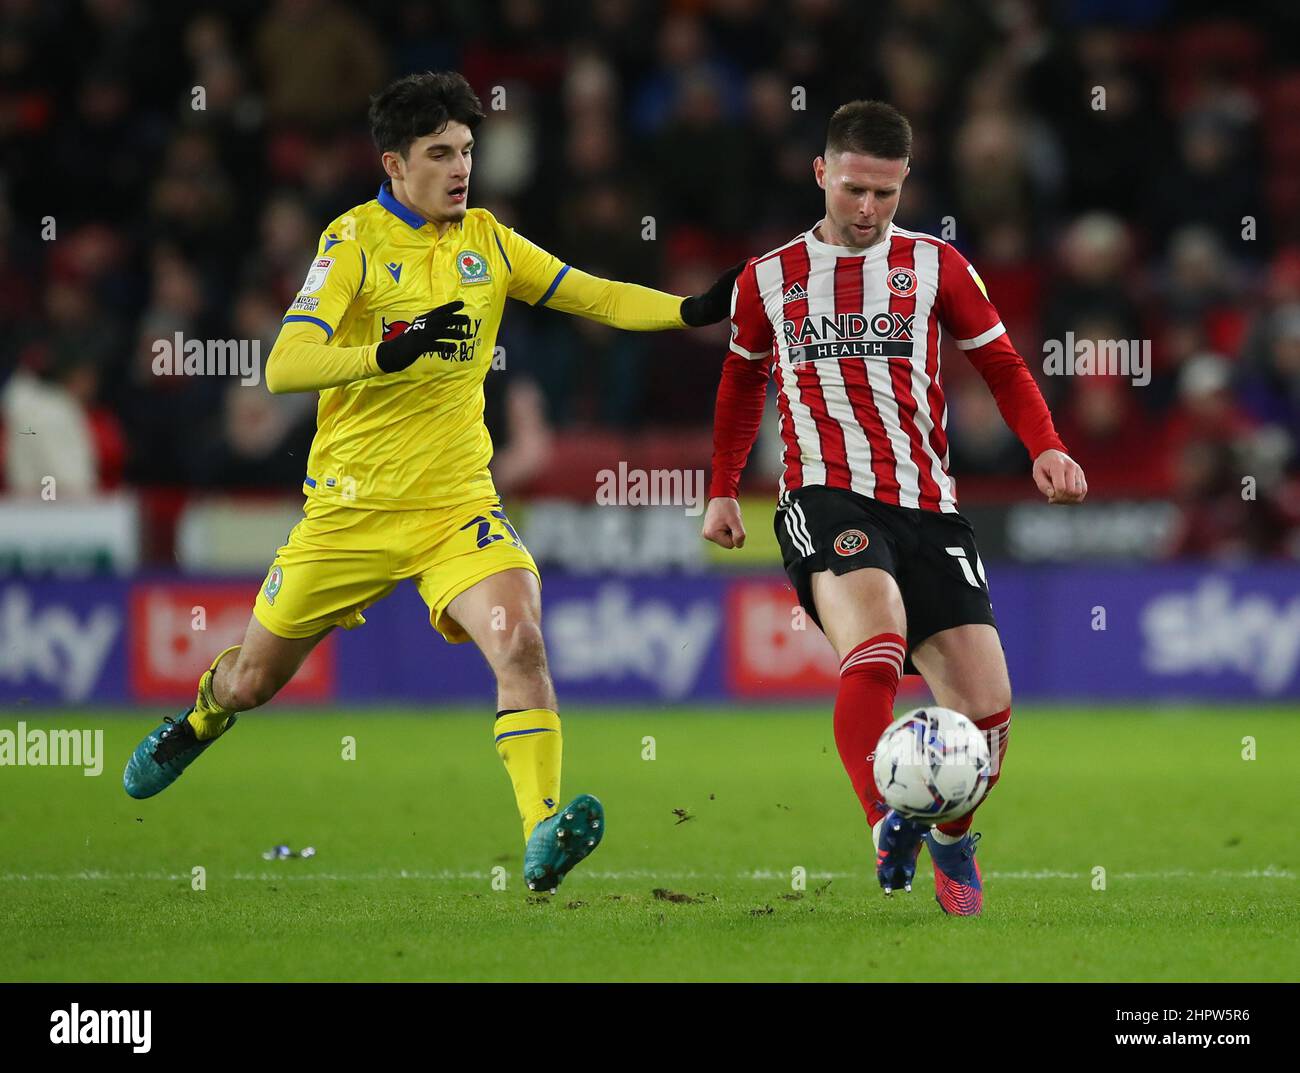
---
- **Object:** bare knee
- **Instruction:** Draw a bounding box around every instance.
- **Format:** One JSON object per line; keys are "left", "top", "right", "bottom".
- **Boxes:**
{"left": 492, "top": 620, "right": 549, "bottom": 683}
{"left": 946, "top": 682, "right": 1012, "bottom": 721}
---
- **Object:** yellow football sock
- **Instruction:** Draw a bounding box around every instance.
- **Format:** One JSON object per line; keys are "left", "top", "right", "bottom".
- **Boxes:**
{"left": 186, "top": 644, "right": 241, "bottom": 741}
{"left": 494, "top": 709, "right": 562, "bottom": 842}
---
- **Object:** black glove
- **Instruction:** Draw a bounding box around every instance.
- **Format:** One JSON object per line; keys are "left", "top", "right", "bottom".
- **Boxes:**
{"left": 679, "top": 260, "right": 747, "bottom": 327}
{"left": 375, "top": 300, "right": 472, "bottom": 372}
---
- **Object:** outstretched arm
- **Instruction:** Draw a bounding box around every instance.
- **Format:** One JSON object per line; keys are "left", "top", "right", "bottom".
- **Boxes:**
{"left": 541, "top": 260, "right": 744, "bottom": 330}
{"left": 496, "top": 217, "right": 742, "bottom": 330}
{"left": 937, "top": 242, "right": 1087, "bottom": 504}
{"left": 532, "top": 263, "right": 688, "bottom": 330}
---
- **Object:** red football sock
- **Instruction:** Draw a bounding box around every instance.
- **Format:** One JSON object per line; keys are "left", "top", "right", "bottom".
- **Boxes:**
{"left": 937, "top": 706, "right": 1011, "bottom": 837}
{"left": 833, "top": 633, "right": 906, "bottom": 829}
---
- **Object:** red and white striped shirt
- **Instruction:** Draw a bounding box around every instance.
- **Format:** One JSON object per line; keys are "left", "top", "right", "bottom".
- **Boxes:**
{"left": 710, "top": 222, "right": 1066, "bottom": 513}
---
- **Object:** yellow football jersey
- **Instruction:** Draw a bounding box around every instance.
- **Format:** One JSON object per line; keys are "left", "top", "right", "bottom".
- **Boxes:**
{"left": 266, "top": 181, "right": 685, "bottom": 510}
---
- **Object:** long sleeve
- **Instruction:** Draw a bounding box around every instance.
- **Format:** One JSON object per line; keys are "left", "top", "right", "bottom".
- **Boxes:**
{"left": 539, "top": 265, "right": 686, "bottom": 330}
{"left": 265, "top": 320, "right": 380, "bottom": 394}
{"left": 709, "top": 351, "right": 771, "bottom": 498}
{"left": 267, "top": 232, "right": 380, "bottom": 393}
{"left": 962, "top": 334, "right": 1067, "bottom": 458}
{"left": 709, "top": 258, "right": 773, "bottom": 498}
{"left": 495, "top": 215, "right": 686, "bottom": 330}
{"left": 937, "top": 241, "right": 1067, "bottom": 459}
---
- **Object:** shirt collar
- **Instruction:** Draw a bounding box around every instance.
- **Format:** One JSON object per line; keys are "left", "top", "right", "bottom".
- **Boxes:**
{"left": 804, "top": 220, "right": 894, "bottom": 258}
{"left": 378, "top": 180, "right": 429, "bottom": 230}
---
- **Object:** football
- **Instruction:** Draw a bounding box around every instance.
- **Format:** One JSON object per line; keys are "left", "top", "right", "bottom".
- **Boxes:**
{"left": 873, "top": 707, "right": 992, "bottom": 824}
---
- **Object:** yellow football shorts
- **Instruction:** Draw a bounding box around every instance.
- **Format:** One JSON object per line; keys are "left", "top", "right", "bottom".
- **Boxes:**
{"left": 253, "top": 495, "right": 539, "bottom": 644}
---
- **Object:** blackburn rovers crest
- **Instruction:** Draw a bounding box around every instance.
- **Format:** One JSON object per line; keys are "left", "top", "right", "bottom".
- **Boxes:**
{"left": 457, "top": 250, "right": 491, "bottom": 285}
{"left": 263, "top": 565, "right": 283, "bottom": 605}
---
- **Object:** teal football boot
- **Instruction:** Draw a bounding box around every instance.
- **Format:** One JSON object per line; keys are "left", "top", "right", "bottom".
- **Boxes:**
{"left": 123, "top": 709, "right": 237, "bottom": 799}
{"left": 523, "top": 793, "right": 604, "bottom": 892}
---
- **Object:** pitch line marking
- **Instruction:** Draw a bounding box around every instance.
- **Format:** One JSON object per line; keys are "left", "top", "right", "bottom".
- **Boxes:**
{"left": 0, "top": 868, "right": 1293, "bottom": 882}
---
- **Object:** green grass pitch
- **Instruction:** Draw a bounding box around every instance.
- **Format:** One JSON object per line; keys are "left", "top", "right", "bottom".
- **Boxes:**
{"left": 1, "top": 705, "right": 1297, "bottom": 982}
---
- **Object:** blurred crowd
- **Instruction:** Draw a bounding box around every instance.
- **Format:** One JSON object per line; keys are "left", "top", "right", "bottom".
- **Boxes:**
{"left": 3, "top": 0, "right": 1300, "bottom": 558}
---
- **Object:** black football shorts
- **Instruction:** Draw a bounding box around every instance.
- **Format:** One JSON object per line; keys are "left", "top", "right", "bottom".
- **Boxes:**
{"left": 773, "top": 485, "right": 998, "bottom": 668}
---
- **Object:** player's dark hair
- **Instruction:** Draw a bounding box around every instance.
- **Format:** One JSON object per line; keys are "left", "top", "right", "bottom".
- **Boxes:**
{"left": 825, "top": 100, "right": 912, "bottom": 161}
{"left": 369, "top": 71, "right": 486, "bottom": 157}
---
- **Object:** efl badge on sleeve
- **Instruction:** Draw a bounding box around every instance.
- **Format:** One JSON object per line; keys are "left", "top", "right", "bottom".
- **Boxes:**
{"left": 300, "top": 257, "right": 335, "bottom": 295}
